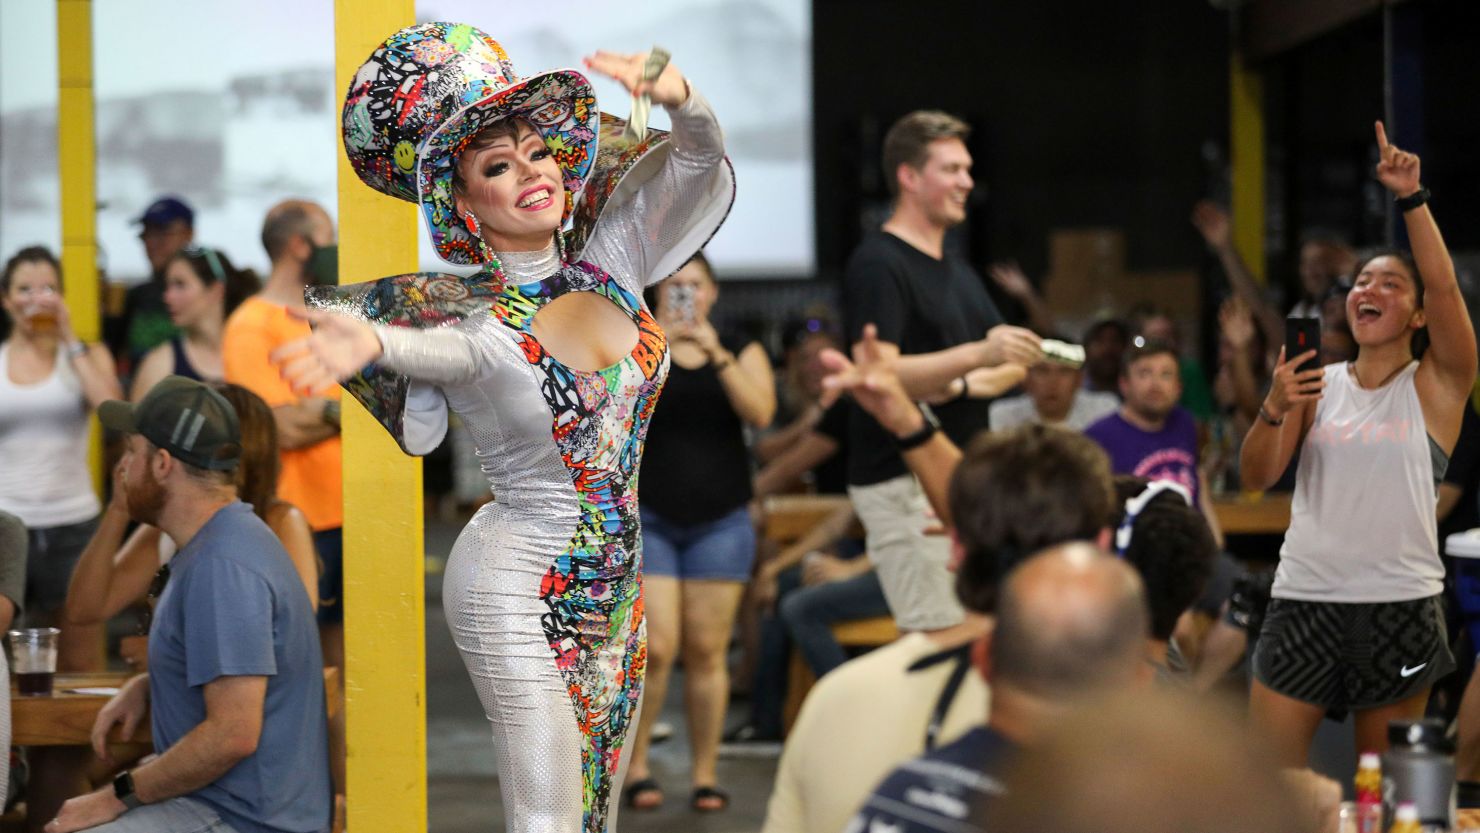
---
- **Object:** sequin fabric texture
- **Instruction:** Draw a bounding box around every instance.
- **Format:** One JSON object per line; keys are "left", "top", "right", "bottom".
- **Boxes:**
{"left": 498, "top": 262, "right": 665, "bottom": 831}
{"left": 370, "top": 249, "right": 667, "bottom": 833}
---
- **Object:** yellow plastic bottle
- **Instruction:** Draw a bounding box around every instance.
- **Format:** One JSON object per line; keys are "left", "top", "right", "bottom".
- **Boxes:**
{"left": 1388, "top": 802, "right": 1421, "bottom": 833}
{"left": 1355, "top": 752, "right": 1383, "bottom": 833}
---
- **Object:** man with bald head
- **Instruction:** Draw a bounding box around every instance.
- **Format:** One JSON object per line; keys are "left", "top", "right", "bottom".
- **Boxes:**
{"left": 763, "top": 421, "right": 1118, "bottom": 833}
{"left": 222, "top": 200, "right": 344, "bottom": 667}
{"left": 846, "top": 544, "right": 1150, "bottom": 833}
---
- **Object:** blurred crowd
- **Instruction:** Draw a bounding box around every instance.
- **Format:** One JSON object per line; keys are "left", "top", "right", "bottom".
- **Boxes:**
{"left": 0, "top": 102, "right": 1475, "bottom": 833}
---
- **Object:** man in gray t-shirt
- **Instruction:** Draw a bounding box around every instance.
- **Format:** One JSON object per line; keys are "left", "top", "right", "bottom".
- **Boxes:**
{"left": 990, "top": 360, "right": 1119, "bottom": 433}
{"left": 50, "top": 377, "right": 329, "bottom": 833}
{"left": 0, "top": 510, "right": 26, "bottom": 628}
{"left": 0, "top": 509, "right": 22, "bottom": 809}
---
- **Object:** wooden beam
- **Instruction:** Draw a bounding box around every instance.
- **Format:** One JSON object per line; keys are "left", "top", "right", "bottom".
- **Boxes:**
{"left": 1230, "top": 48, "right": 1266, "bottom": 286}
{"left": 333, "top": 4, "right": 426, "bottom": 832}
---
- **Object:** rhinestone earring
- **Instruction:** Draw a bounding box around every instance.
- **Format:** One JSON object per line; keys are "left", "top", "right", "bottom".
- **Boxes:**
{"left": 464, "top": 213, "right": 481, "bottom": 236}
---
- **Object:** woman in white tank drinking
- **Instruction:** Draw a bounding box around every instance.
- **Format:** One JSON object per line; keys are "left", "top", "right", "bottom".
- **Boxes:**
{"left": 1241, "top": 123, "right": 1477, "bottom": 766}
{"left": 0, "top": 247, "right": 121, "bottom": 633}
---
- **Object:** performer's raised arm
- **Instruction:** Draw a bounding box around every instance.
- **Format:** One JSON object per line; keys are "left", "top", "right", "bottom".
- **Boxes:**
{"left": 579, "top": 50, "right": 733, "bottom": 289}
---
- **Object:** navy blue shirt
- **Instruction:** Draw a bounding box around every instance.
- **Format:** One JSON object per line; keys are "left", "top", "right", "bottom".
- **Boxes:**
{"left": 846, "top": 726, "right": 1017, "bottom": 833}
{"left": 148, "top": 501, "right": 330, "bottom": 833}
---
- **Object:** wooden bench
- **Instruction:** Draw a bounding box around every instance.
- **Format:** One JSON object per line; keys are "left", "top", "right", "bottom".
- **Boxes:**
{"left": 759, "top": 495, "right": 900, "bottom": 731}
{"left": 783, "top": 616, "right": 900, "bottom": 731}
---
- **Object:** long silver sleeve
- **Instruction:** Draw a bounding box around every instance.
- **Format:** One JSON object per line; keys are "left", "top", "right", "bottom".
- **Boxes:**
{"left": 374, "top": 319, "right": 486, "bottom": 387}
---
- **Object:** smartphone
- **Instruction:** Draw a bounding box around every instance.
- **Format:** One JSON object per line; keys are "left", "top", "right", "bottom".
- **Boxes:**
{"left": 669, "top": 284, "right": 696, "bottom": 324}
{"left": 1285, "top": 316, "right": 1322, "bottom": 373}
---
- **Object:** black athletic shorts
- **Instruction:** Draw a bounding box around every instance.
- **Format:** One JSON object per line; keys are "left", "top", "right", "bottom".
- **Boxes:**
{"left": 1252, "top": 595, "right": 1455, "bottom": 711}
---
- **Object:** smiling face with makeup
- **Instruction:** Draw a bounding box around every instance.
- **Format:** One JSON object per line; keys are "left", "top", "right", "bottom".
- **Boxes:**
{"left": 453, "top": 118, "right": 566, "bottom": 254}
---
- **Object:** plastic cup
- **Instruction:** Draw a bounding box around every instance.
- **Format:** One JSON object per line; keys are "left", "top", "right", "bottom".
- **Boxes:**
{"left": 1337, "top": 801, "right": 1385, "bottom": 833}
{"left": 8, "top": 628, "right": 60, "bottom": 696}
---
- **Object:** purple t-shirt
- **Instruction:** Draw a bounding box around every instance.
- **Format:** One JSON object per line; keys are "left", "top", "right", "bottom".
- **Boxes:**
{"left": 1085, "top": 407, "right": 1201, "bottom": 506}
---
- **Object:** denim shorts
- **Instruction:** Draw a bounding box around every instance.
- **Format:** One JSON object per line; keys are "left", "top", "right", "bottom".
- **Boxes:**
{"left": 640, "top": 504, "right": 756, "bottom": 582}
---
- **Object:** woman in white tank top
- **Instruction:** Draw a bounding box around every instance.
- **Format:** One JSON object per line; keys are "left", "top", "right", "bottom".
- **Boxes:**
{"left": 1239, "top": 124, "right": 1477, "bottom": 767}
{"left": 0, "top": 248, "right": 122, "bottom": 637}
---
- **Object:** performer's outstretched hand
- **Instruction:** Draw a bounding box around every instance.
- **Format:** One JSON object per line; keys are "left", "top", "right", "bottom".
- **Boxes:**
{"left": 272, "top": 309, "right": 382, "bottom": 396}
{"left": 583, "top": 50, "right": 690, "bottom": 107}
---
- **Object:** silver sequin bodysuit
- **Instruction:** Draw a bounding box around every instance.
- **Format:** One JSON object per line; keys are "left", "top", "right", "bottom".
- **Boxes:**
{"left": 372, "top": 91, "right": 729, "bottom": 833}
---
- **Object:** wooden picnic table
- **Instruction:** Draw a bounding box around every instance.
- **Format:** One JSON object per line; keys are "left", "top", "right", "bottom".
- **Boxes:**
{"left": 11, "top": 667, "right": 343, "bottom": 746}
{"left": 1211, "top": 492, "right": 1293, "bottom": 537}
{"left": 11, "top": 672, "right": 148, "bottom": 747}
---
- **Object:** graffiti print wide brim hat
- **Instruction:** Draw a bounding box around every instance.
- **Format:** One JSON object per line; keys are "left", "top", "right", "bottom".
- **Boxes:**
{"left": 342, "top": 22, "right": 600, "bottom": 266}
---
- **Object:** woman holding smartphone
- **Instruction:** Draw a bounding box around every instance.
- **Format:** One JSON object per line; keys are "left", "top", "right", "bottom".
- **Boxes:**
{"left": 1242, "top": 122, "right": 1477, "bottom": 766}
{"left": 624, "top": 252, "right": 774, "bottom": 812}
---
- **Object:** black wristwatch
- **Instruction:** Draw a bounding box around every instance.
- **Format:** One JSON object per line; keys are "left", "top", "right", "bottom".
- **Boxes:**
{"left": 895, "top": 404, "right": 942, "bottom": 451}
{"left": 1395, "top": 186, "right": 1431, "bottom": 213}
{"left": 113, "top": 770, "right": 142, "bottom": 810}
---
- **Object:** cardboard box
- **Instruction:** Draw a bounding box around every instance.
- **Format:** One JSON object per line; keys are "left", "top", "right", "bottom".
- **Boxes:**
{"left": 1041, "top": 227, "right": 1200, "bottom": 344}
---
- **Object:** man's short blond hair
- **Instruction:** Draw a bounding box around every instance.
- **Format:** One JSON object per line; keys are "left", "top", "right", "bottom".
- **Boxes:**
{"left": 881, "top": 110, "right": 971, "bottom": 198}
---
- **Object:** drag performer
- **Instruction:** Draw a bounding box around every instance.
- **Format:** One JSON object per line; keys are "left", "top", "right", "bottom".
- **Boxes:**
{"left": 274, "top": 23, "right": 733, "bottom": 833}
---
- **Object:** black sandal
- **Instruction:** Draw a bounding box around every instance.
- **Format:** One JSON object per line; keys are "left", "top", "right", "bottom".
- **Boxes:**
{"left": 624, "top": 777, "right": 663, "bottom": 810}
{"left": 691, "top": 785, "right": 729, "bottom": 812}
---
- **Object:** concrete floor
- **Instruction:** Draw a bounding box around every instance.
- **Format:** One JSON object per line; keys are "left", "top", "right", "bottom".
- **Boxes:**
{"left": 417, "top": 517, "right": 1372, "bottom": 830}
{"left": 422, "top": 518, "right": 779, "bottom": 833}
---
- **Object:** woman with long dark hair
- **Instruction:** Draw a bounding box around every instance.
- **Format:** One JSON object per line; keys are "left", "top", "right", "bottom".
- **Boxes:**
{"left": 624, "top": 252, "right": 774, "bottom": 811}
{"left": 129, "top": 247, "right": 258, "bottom": 399}
{"left": 1242, "top": 123, "right": 1477, "bottom": 766}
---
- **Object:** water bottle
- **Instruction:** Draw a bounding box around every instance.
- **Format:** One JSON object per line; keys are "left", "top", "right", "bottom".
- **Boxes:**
{"left": 1382, "top": 719, "right": 1455, "bottom": 829}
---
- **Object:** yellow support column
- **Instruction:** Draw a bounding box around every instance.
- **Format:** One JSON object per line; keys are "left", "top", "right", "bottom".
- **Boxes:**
{"left": 334, "top": 4, "right": 425, "bottom": 831}
{"left": 1230, "top": 48, "right": 1266, "bottom": 285}
{"left": 56, "top": 0, "right": 103, "bottom": 491}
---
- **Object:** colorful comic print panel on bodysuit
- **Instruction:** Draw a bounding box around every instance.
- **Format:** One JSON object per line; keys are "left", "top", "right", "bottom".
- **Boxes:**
{"left": 491, "top": 259, "right": 666, "bottom": 833}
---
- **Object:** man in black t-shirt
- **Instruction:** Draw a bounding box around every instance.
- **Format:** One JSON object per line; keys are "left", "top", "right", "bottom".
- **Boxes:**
{"left": 843, "top": 110, "right": 1041, "bottom": 632}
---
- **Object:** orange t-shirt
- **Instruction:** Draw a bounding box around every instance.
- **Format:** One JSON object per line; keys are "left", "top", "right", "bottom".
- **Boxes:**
{"left": 223, "top": 297, "right": 343, "bottom": 531}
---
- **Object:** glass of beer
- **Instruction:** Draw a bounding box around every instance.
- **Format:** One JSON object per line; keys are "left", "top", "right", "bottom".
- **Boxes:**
{"left": 23, "top": 303, "right": 58, "bottom": 336}
{"left": 8, "top": 628, "right": 60, "bottom": 696}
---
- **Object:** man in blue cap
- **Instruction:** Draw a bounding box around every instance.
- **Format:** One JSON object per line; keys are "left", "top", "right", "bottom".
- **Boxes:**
{"left": 110, "top": 196, "right": 195, "bottom": 368}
